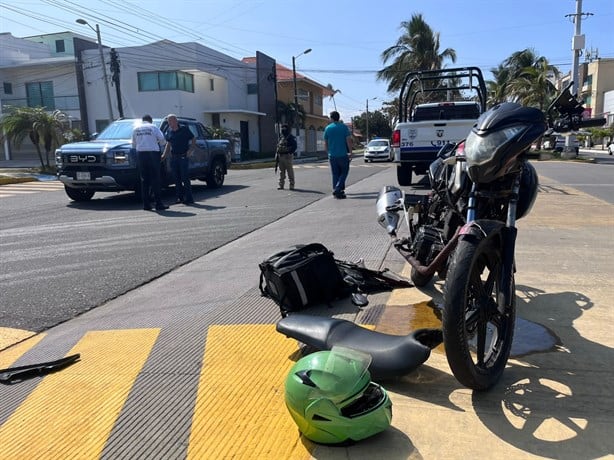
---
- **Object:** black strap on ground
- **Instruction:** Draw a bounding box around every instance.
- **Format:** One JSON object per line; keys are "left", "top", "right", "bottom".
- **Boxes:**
{"left": 0, "top": 354, "right": 80, "bottom": 385}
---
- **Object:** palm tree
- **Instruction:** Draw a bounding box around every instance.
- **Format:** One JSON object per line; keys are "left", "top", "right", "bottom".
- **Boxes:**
{"left": 487, "top": 48, "right": 559, "bottom": 108}
{"left": 325, "top": 83, "right": 341, "bottom": 111}
{"left": 0, "top": 106, "right": 67, "bottom": 169}
{"left": 377, "top": 14, "right": 457, "bottom": 93}
{"left": 507, "top": 60, "right": 560, "bottom": 110}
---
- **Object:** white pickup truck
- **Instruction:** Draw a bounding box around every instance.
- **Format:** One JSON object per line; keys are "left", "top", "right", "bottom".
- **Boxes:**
{"left": 391, "top": 67, "right": 487, "bottom": 186}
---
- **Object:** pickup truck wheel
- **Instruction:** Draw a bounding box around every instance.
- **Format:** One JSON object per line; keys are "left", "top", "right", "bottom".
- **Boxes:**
{"left": 65, "top": 186, "right": 95, "bottom": 202}
{"left": 397, "top": 164, "right": 412, "bottom": 186}
{"left": 206, "top": 159, "right": 225, "bottom": 189}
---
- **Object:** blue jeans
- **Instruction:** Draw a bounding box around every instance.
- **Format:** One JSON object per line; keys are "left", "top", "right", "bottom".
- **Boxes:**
{"left": 329, "top": 155, "right": 350, "bottom": 194}
{"left": 171, "top": 156, "right": 193, "bottom": 202}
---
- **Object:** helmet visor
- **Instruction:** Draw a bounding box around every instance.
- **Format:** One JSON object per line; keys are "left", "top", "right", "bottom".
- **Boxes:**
{"left": 307, "top": 346, "right": 371, "bottom": 398}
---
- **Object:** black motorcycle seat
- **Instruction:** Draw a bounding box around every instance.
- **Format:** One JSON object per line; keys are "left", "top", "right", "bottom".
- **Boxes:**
{"left": 276, "top": 313, "right": 443, "bottom": 380}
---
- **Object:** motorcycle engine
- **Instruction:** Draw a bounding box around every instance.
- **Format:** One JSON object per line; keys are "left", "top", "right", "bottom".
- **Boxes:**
{"left": 411, "top": 225, "right": 444, "bottom": 265}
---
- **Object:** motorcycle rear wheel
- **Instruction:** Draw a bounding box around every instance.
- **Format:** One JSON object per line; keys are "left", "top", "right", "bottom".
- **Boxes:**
{"left": 442, "top": 235, "right": 515, "bottom": 390}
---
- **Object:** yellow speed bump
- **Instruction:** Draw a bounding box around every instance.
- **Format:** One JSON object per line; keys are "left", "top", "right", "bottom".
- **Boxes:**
{"left": 0, "top": 329, "right": 159, "bottom": 459}
{"left": 188, "top": 324, "right": 313, "bottom": 460}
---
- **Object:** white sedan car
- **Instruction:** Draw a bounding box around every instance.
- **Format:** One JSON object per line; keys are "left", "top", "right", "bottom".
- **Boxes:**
{"left": 364, "top": 139, "right": 393, "bottom": 162}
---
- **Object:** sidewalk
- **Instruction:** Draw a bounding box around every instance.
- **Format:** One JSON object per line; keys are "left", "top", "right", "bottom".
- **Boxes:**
{"left": 0, "top": 159, "right": 612, "bottom": 458}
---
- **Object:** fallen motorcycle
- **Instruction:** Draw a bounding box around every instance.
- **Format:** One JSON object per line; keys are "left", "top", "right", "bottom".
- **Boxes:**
{"left": 376, "top": 82, "right": 605, "bottom": 389}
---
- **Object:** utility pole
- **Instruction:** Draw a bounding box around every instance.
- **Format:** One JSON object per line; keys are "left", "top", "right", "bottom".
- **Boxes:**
{"left": 292, "top": 48, "right": 311, "bottom": 157}
{"left": 110, "top": 49, "right": 124, "bottom": 118}
{"left": 563, "top": 0, "right": 593, "bottom": 158}
{"left": 76, "top": 19, "right": 114, "bottom": 124}
{"left": 366, "top": 97, "right": 377, "bottom": 143}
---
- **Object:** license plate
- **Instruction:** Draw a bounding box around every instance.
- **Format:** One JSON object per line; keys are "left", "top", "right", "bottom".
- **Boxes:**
{"left": 76, "top": 172, "right": 91, "bottom": 180}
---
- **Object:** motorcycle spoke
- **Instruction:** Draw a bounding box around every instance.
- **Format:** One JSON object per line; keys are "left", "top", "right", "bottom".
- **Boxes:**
{"left": 475, "top": 317, "right": 487, "bottom": 366}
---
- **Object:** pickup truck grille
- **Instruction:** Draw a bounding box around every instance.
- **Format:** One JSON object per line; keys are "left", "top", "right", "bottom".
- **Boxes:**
{"left": 64, "top": 154, "right": 102, "bottom": 164}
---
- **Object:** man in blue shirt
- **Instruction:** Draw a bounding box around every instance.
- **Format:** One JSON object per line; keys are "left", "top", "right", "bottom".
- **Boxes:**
{"left": 323, "top": 111, "right": 352, "bottom": 199}
{"left": 162, "top": 114, "right": 196, "bottom": 204}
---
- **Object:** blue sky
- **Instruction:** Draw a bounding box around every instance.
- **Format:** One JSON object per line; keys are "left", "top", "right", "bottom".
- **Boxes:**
{"left": 1, "top": 0, "right": 612, "bottom": 118}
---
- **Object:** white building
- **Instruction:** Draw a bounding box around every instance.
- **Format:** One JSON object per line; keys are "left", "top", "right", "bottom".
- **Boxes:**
{"left": 1, "top": 32, "right": 275, "bottom": 160}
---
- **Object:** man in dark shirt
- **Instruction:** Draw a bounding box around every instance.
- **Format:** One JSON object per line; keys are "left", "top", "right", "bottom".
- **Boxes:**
{"left": 162, "top": 114, "right": 196, "bottom": 204}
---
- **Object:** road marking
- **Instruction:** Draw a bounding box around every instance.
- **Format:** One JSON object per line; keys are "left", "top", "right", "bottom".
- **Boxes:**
{"left": 187, "top": 324, "right": 313, "bottom": 460}
{"left": 0, "top": 331, "right": 45, "bottom": 366}
{"left": 0, "top": 181, "right": 64, "bottom": 198}
{"left": 0, "top": 329, "right": 159, "bottom": 459}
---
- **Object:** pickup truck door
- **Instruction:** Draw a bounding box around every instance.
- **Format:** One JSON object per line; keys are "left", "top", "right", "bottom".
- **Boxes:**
{"left": 186, "top": 123, "right": 208, "bottom": 170}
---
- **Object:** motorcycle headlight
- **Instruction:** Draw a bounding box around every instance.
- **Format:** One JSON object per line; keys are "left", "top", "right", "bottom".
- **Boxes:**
{"left": 464, "top": 125, "right": 525, "bottom": 166}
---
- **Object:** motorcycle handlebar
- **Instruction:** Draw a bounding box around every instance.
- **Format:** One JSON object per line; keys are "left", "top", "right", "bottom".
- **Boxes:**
{"left": 553, "top": 116, "right": 606, "bottom": 133}
{"left": 580, "top": 117, "right": 606, "bottom": 128}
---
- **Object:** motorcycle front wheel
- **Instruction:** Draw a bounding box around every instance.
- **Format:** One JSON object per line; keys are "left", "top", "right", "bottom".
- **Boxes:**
{"left": 442, "top": 234, "right": 515, "bottom": 390}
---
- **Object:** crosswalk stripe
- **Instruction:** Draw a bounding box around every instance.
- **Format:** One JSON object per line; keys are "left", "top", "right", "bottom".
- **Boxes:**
{"left": 187, "top": 324, "right": 313, "bottom": 459}
{"left": 0, "top": 329, "right": 159, "bottom": 459}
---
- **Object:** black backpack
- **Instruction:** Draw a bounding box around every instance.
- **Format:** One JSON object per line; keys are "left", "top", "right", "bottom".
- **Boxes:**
{"left": 259, "top": 243, "right": 346, "bottom": 316}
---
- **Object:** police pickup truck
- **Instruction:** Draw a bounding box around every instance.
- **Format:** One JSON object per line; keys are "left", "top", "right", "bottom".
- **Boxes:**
{"left": 392, "top": 67, "right": 487, "bottom": 186}
{"left": 55, "top": 116, "right": 231, "bottom": 201}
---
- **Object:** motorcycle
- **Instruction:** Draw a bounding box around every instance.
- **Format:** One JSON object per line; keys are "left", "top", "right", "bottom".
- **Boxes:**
{"left": 277, "top": 82, "right": 604, "bottom": 390}
{"left": 376, "top": 82, "right": 605, "bottom": 389}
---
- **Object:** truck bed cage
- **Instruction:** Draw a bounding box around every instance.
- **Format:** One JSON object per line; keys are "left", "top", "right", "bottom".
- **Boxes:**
{"left": 398, "top": 67, "right": 487, "bottom": 123}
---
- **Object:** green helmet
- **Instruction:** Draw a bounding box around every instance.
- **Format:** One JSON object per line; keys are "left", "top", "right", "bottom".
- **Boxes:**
{"left": 284, "top": 346, "right": 392, "bottom": 445}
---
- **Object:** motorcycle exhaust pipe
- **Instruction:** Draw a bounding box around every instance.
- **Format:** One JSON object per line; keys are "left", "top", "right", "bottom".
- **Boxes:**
{"left": 394, "top": 229, "right": 460, "bottom": 277}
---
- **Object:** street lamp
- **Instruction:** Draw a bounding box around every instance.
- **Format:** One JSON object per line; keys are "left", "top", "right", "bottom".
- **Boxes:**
{"left": 366, "top": 97, "right": 377, "bottom": 143}
{"left": 292, "top": 48, "right": 312, "bottom": 140}
{"left": 76, "top": 19, "right": 114, "bottom": 123}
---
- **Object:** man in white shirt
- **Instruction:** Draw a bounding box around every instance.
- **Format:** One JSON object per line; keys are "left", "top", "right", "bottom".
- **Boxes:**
{"left": 132, "top": 114, "right": 168, "bottom": 211}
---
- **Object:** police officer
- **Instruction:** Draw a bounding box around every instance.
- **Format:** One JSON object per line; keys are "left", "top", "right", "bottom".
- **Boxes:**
{"left": 132, "top": 114, "right": 168, "bottom": 211}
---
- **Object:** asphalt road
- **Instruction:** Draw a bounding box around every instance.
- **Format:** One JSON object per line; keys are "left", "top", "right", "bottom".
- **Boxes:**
{"left": 0, "top": 160, "right": 389, "bottom": 333}
{"left": 1, "top": 155, "right": 611, "bottom": 335}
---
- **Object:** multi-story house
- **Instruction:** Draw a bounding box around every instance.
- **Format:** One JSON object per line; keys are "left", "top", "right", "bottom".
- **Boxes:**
{"left": 559, "top": 57, "right": 614, "bottom": 122}
{"left": 1, "top": 32, "right": 278, "bottom": 161}
{"left": 244, "top": 57, "right": 330, "bottom": 154}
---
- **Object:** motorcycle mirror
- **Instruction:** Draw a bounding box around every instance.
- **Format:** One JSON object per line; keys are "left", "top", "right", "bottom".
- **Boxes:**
{"left": 351, "top": 292, "right": 369, "bottom": 307}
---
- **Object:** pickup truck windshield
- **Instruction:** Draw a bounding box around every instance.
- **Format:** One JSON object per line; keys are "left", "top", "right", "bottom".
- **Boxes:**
{"left": 96, "top": 119, "right": 163, "bottom": 140}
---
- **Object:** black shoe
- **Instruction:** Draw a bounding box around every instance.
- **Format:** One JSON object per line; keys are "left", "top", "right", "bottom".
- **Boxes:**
{"left": 277, "top": 186, "right": 284, "bottom": 190}
{"left": 155, "top": 204, "right": 169, "bottom": 211}
{"left": 175, "top": 198, "right": 183, "bottom": 204}
{"left": 184, "top": 199, "right": 194, "bottom": 205}
{"left": 143, "top": 206, "right": 153, "bottom": 211}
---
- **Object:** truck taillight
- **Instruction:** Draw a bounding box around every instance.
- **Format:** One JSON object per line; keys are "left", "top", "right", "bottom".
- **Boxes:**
{"left": 391, "top": 130, "right": 400, "bottom": 147}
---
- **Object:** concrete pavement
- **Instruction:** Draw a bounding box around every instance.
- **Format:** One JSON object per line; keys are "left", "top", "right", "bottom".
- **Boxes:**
{"left": 0, "top": 162, "right": 612, "bottom": 459}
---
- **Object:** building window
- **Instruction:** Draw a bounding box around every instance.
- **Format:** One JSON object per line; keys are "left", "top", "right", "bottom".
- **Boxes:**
{"left": 55, "top": 39, "right": 65, "bottom": 53}
{"left": 210, "top": 79, "right": 214, "bottom": 91}
{"left": 212, "top": 113, "right": 220, "bottom": 128}
{"left": 3, "top": 82, "right": 12, "bottom": 94}
{"left": 298, "top": 88, "right": 309, "bottom": 101}
{"left": 247, "top": 83, "right": 258, "bottom": 94}
{"left": 26, "top": 81, "right": 55, "bottom": 109}
{"left": 137, "top": 71, "right": 194, "bottom": 92}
